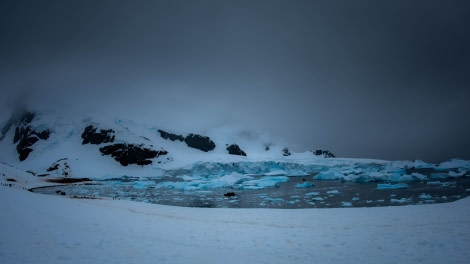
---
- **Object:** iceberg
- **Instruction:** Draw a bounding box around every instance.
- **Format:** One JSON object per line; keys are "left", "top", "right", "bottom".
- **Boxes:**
{"left": 157, "top": 173, "right": 253, "bottom": 191}
{"left": 241, "top": 176, "right": 289, "bottom": 190}
{"left": 437, "top": 159, "right": 470, "bottom": 169}
{"left": 313, "top": 168, "right": 344, "bottom": 180}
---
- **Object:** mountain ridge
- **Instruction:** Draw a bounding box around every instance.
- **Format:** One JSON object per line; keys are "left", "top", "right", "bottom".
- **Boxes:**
{"left": 0, "top": 109, "right": 335, "bottom": 179}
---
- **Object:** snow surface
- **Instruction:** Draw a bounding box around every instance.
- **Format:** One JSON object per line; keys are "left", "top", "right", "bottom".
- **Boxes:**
{"left": 1, "top": 186, "right": 470, "bottom": 264}
{"left": 2, "top": 111, "right": 470, "bottom": 263}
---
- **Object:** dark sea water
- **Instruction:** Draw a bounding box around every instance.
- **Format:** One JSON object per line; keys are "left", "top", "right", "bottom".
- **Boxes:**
{"left": 31, "top": 175, "right": 470, "bottom": 209}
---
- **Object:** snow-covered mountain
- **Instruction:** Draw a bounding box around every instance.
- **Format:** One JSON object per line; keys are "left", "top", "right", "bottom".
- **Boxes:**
{"left": 0, "top": 108, "right": 334, "bottom": 179}
{"left": 1, "top": 108, "right": 469, "bottom": 184}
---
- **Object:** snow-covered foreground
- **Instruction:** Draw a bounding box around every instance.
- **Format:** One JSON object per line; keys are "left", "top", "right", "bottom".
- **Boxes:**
{"left": 1, "top": 187, "right": 469, "bottom": 264}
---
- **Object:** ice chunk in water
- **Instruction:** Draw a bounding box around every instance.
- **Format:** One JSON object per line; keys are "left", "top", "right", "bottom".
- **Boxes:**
{"left": 327, "top": 190, "right": 340, "bottom": 195}
{"left": 377, "top": 183, "right": 409, "bottom": 190}
{"left": 265, "top": 197, "right": 284, "bottom": 203}
{"left": 391, "top": 198, "right": 412, "bottom": 203}
{"left": 448, "top": 170, "right": 466, "bottom": 177}
{"left": 313, "top": 168, "right": 344, "bottom": 180}
{"left": 419, "top": 193, "right": 432, "bottom": 199}
{"left": 437, "top": 159, "right": 470, "bottom": 169}
{"left": 296, "top": 182, "right": 313, "bottom": 188}
{"left": 305, "top": 192, "right": 320, "bottom": 196}
{"left": 241, "top": 176, "right": 289, "bottom": 190}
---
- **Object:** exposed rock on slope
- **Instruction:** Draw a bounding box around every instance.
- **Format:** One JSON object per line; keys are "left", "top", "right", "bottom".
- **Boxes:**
{"left": 158, "top": 129, "right": 184, "bottom": 142}
{"left": 226, "top": 144, "right": 247, "bottom": 156}
{"left": 2, "top": 110, "right": 51, "bottom": 161}
{"left": 313, "top": 150, "right": 336, "bottom": 158}
{"left": 184, "top": 134, "right": 216, "bottom": 152}
{"left": 81, "top": 125, "right": 115, "bottom": 145}
{"left": 47, "top": 158, "right": 72, "bottom": 177}
{"left": 99, "top": 143, "right": 168, "bottom": 166}
{"left": 282, "top": 147, "right": 291, "bottom": 156}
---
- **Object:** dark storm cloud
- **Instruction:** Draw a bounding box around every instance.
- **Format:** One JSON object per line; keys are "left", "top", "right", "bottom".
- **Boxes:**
{"left": 1, "top": 0, "right": 469, "bottom": 162}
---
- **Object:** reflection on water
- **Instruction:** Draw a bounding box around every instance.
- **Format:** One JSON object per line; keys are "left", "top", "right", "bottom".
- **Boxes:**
{"left": 30, "top": 175, "right": 470, "bottom": 208}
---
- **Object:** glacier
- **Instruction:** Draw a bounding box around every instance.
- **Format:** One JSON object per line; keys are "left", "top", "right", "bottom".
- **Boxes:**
{"left": 1, "top": 109, "right": 470, "bottom": 201}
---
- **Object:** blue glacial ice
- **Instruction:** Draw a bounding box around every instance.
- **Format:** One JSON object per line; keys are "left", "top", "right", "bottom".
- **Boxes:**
{"left": 150, "top": 158, "right": 470, "bottom": 192}
{"left": 165, "top": 161, "right": 325, "bottom": 178}
{"left": 157, "top": 173, "right": 254, "bottom": 191}
{"left": 156, "top": 174, "right": 290, "bottom": 191}
{"left": 241, "top": 176, "right": 290, "bottom": 190}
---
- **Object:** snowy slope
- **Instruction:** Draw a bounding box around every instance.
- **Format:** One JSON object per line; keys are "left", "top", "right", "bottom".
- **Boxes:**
{"left": 1, "top": 109, "right": 469, "bottom": 185}
{"left": 1, "top": 109, "right": 470, "bottom": 264}
{"left": 0, "top": 109, "right": 298, "bottom": 178}
{"left": 1, "top": 186, "right": 469, "bottom": 264}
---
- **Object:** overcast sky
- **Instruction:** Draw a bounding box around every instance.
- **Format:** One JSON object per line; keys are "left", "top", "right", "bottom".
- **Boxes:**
{"left": 1, "top": 0, "right": 469, "bottom": 162}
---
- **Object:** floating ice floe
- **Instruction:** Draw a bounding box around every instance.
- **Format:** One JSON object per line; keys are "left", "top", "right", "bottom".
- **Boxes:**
{"left": 419, "top": 193, "right": 432, "bottom": 199}
{"left": 296, "top": 182, "right": 313, "bottom": 188}
{"left": 391, "top": 198, "right": 412, "bottom": 203}
{"left": 377, "top": 183, "right": 409, "bottom": 190}
{"left": 327, "top": 190, "right": 340, "bottom": 195}
{"left": 265, "top": 197, "right": 284, "bottom": 203}
{"left": 305, "top": 192, "right": 320, "bottom": 196}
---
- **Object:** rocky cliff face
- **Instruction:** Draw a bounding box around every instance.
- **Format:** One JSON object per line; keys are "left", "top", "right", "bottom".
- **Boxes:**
{"left": 1, "top": 110, "right": 51, "bottom": 161}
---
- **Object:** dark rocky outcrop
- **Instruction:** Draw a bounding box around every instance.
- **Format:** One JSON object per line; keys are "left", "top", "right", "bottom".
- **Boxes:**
{"left": 312, "top": 149, "right": 336, "bottom": 158}
{"left": 99, "top": 143, "right": 168, "bottom": 166}
{"left": 1, "top": 109, "right": 35, "bottom": 141}
{"left": 226, "top": 144, "right": 247, "bottom": 156}
{"left": 47, "top": 158, "right": 71, "bottom": 177}
{"left": 282, "top": 147, "right": 291, "bottom": 156}
{"left": 184, "top": 134, "right": 216, "bottom": 152}
{"left": 81, "top": 125, "right": 115, "bottom": 145}
{"left": 158, "top": 129, "right": 184, "bottom": 142}
{"left": 11, "top": 111, "right": 51, "bottom": 161}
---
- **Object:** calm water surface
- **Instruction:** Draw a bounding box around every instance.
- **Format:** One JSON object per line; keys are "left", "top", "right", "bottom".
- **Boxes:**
{"left": 31, "top": 175, "right": 470, "bottom": 208}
